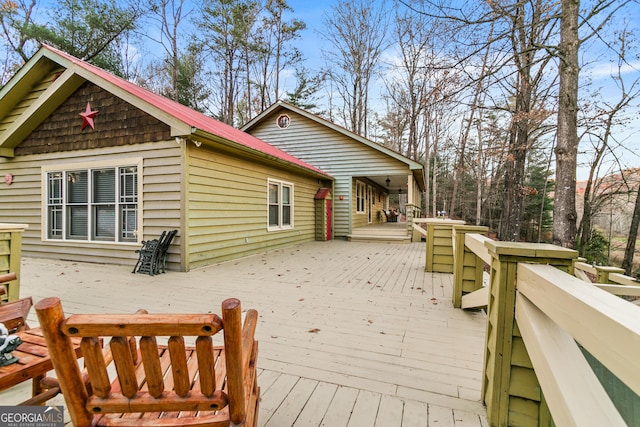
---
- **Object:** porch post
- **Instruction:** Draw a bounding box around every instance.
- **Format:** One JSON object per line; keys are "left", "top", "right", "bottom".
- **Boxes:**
{"left": 482, "top": 241, "right": 577, "bottom": 427}
{"left": 405, "top": 174, "right": 413, "bottom": 238}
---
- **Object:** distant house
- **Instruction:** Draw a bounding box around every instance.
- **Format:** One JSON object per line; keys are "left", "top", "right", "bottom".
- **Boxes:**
{"left": 0, "top": 46, "right": 332, "bottom": 271}
{"left": 242, "top": 101, "right": 425, "bottom": 239}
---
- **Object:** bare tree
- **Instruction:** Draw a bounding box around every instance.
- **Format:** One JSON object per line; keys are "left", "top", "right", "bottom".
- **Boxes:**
{"left": 554, "top": 0, "right": 634, "bottom": 248}
{"left": 158, "top": 0, "right": 186, "bottom": 100}
{"left": 197, "top": 0, "right": 258, "bottom": 125}
{"left": 377, "top": 100, "right": 408, "bottom": 153}
{"left": 320, "top": 0, "right": 389, "bottom": 137}
{"left": 553, "top": 0, "right": 580, "bottom": 248}
{"left": 622, "top": 184, "right": 640, "bottom": 275}
{"left": 449, "top": 18, "right": 495, "bottom": 218}
{"left": 496, "top": 1, "right": 558, "bottom": 242}
{"left": 145, "top": 0, "right": 196, "bottom": 103}
{"left": 384, "top": 10, "right": 435, "bottom": 160}
{"left": 251, "top": 0, "right": 305, "bottom": 115}
{"left": 579, "top": 88, "right": 640, "bottom": 254}
{"left": 0, "top": 0, "right": 37, "bottom": 66}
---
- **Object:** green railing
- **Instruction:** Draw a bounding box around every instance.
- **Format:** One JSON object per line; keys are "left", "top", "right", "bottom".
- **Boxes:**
{"left": 428, "top": 225, "right": 640, "bottom": 426}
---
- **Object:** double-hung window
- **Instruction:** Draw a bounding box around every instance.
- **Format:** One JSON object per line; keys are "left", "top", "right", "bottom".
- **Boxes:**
{"left": 46, "top": 165, "right": 138, "bottom": 242}
{"left": 356, "top": 181, "right": 366, "bottom": 213}
{"left": 268, "top": 179, "right": 293, "bottom": 230}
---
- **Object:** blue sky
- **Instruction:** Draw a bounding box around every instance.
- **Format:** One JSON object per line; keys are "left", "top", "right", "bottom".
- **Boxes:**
{"left": 283, "top": 0, "right": 640, "bottom": 180}
{"left": 33, "top": 0, "right": 640, "bottom": 179}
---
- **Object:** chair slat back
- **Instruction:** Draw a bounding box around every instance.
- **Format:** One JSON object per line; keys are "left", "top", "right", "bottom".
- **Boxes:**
{"left": 35, "top": 297, "right": 256, "bottom": 427}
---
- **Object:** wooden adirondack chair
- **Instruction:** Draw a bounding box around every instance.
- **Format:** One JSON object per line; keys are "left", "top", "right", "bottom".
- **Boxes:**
{"left": 35, "top": 297, "right": 259, "bottom": 427}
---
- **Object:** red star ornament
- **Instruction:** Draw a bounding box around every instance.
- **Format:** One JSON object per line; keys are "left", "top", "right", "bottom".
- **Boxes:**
{"left": 79, "top": 102, "right": 99, "bottom": 130}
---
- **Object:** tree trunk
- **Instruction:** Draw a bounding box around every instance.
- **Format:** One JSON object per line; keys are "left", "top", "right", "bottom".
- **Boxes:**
{"left": 622, "top": 186, "right": 640, "bottom": 275}
{"left": 579, "top": 173, "right": 596, "bottom": 257}
{"left": 552, "top": 0, "right": 580, "bottom": 248}
{"left": 500, "top": 121, "right": 527, "bottom": 242}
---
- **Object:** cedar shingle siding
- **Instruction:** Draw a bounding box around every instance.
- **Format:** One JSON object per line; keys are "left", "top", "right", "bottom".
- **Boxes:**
{"left": 16, "top": 82, "right": 171, "bottom": 156}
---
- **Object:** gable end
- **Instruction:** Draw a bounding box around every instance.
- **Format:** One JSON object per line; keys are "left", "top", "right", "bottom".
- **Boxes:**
{"left": 16, "top": 81, "right": 171, "bottom": 155}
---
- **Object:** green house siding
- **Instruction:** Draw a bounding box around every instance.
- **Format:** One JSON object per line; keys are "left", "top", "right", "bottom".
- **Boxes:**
{"left": 185, "top": 144, "right": 322, "bottom": 269}
{"left": 351, "top": 179, "right": 387, "bottom": 228}
{"left": 0, "top": 140, "right": 183, "bottom": 269}
{"left": 246, "top": 108, "right": 414, "bottom": 237}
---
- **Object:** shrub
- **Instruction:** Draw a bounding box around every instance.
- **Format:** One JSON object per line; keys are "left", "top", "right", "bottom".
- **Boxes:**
{"left": 583, "top": 228, "right": 610, "bottom": 266}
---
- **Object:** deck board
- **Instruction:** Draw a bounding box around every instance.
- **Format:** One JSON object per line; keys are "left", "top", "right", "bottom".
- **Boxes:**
{"left": 4, "top": 240, "right": 487, "bottom": 426}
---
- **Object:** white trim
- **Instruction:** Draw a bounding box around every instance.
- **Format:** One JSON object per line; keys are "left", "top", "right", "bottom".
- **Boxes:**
{"left": 41, "top": 157, "right": 143, "bottom": 244}
{"left": 367, "top": 185, "right": 373, "bottom": 224}
{"left": 356, "top": 181, "right": 366, "bottom": 214}
{"left": 267, "top": 178, "right": 295, "bottom": 232}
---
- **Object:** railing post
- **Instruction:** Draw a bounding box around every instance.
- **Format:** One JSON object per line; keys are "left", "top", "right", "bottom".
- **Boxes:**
{"left": 451, "top": 225, "right": 488, "bottom": 308}
{"left": 424, "top": 219, "right": 465, "bottom": 273}
{"left": 0, "top": 223, "right": 28, "bottom": 301}
{"left": 482, "top": 241, "right": 578, "bottom": 427}
{"left": 593, "top": 265, "right": 625, "bottom": 284}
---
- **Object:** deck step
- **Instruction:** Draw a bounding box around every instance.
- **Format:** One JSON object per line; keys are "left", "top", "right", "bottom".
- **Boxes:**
{"left": 347, "top": 235, "right": 411, "bottom": 243}
{"left": 347, "top": 225, "right": 411, "bottom": 243}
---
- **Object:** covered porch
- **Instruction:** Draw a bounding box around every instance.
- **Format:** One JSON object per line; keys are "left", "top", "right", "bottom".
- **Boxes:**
{"left": 6, "top": 240, "right": 488, "bottom": 426}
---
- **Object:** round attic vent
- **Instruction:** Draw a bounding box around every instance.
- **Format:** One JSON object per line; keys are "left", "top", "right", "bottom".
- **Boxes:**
{"left": 276, "top": 114, "right": 291, "bottom": 129}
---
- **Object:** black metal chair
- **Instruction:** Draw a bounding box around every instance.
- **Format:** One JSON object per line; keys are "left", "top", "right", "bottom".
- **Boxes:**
{"left": 132, "top": 231, "right": 166, "bottom": 275}
{"left": 154, "top": 229, "right": 178, "bottom": 274}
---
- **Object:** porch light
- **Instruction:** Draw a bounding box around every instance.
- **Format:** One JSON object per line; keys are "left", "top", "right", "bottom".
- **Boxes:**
{"left": 398, "top": 187, "right": 402, "bottom": 194}
{"left": 386, "top": 177, "right": 390, "bottom": 186}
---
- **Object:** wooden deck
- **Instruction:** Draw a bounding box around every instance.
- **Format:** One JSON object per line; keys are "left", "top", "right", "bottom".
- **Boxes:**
{"left": 1, "top": 240, "right": 488, "bottom": 426}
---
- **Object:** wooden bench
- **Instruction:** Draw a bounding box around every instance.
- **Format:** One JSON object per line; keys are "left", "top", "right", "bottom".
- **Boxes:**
{"left": 35, "top": 297, "right": 259, "bottom": 427}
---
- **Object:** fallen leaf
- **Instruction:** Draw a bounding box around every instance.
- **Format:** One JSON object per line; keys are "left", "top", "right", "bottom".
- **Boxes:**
{"left": 308, "top": 328, "right": 320, "bottom": 333}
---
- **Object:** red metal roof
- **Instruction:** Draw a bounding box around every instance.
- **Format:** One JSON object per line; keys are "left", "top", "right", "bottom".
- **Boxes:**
{"left": 42, "top": 45, "right": 329, "bottom": 177}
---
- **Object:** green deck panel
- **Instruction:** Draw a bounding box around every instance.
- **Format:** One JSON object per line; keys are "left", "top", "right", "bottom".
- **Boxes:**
{"left": 482, "top": 241, "right": 578, "bottom": 427}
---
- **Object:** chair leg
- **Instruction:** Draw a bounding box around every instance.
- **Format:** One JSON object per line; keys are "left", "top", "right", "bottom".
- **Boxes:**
{"left": 132, "top": 258, "right": 140, "bottom": 273}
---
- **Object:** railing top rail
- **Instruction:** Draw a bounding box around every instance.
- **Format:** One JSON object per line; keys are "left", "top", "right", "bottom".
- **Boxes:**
{"left": 517, "top": 262, "right": 640, "bottom": 397}
{"left": 609, "top": 272, "right": 640, "bottom": 287}
{"left": 515, "top": 292, "right": 626, "bottom": 426}
{"left": 573, "top": 261, "right": 597, "bottom": 275}
{"left": 465, "top": 233, "right": 492, "bottom": 265}
{"left": 412, "top": 222, "right": 426, "bottom": 236}
{"left": 485, "top": 241, "right": 578, "bottom": 259}
{"left": 417, "top": 218, "right": 466, "bottom": 225}
{"left": 595, "top": 283, "right": 640, "bottom": 297}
